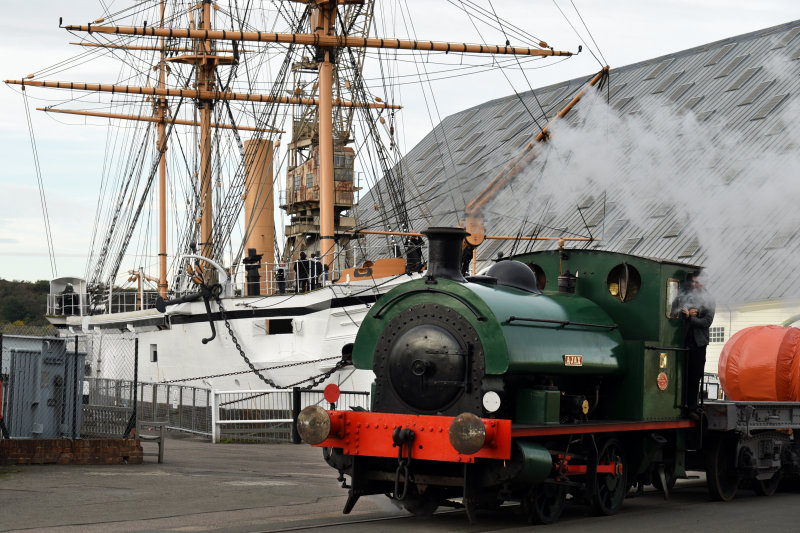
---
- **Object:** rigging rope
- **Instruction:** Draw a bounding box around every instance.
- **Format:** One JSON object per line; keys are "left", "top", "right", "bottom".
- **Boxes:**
{"left": 569, "top": 0, "right": 608, "bottom": 66}
{"left": 397, "top": 0, "right": 461, "bottom": 222}
{"left": 550, "top": 0, "right": 605, "bottom": 69}
{"left": 22, "top": 89, "right": 58, "bottom": 278}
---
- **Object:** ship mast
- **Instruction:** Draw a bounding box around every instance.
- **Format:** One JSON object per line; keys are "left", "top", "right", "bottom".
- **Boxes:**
{"left": 316, "top": 1, "right": 336, "bottom": 270}
{"left": 198, "top": 0, "right": 214, "bottom": 265}
{"left": 157, "top": 0, "right": 167, "bottom": 297}
{"left": 281, "top": 2, "right": 373, "bottom": 271}
{"left": 7, "top": 1, "right": 574, "bottom": 292}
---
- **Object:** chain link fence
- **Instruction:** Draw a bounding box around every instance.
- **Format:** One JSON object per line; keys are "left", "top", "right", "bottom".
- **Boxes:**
{"left": 74, "top": 330, "right": 138, "bottom": 438}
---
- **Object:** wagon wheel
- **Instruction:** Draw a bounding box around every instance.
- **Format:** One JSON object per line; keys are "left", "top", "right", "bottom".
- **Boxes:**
{"left": 526, "top": 483, "right": 567, "bottom": 524}
{"left": 592, "top": 437, "right": 628, "bottom": 516}
{"left": 753, "top": 471, "right": 782, "bottom": 497}
{"left": 705, "top": 433, "right": 739, "bottom": 502}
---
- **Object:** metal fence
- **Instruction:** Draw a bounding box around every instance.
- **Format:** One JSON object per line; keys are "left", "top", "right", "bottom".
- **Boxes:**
{"left": 81, "top": 380, "right": 371, "bottom": 443}
{"left": 75, "top": 377, "right": 212, "bottom": 438}
{"left": 1, "top": 325, "right": 372, "bottom": 444}
{"left": 138, "top": 381, "right": 213, "bottom": 437}
{"left": 81, "top": 377, "right": 136, "bottom": 438}
{"left": 79, "top": 331, "right": 138, "bottom": 438}
{"left": 212, "top": 388, "right": 371, "bottom": 443}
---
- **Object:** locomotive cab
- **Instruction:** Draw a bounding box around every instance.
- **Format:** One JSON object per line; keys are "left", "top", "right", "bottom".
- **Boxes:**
{"left": 516, "top": 248, "right": 700, "bottom": 422}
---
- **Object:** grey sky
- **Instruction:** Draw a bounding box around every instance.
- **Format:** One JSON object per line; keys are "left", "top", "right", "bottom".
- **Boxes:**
{"left": 1, "top": 1, "right": 798, "bottom": 283}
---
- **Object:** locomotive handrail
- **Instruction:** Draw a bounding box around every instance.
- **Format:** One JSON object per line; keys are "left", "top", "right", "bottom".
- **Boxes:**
{"left": 644, "top": 345, "right": 689, "bottom": 352}
{"left": 506, "top": 316, "right": 618, "bottom": 330}
{"left": 372, "top": 288, "right": 486, "bottom": 321}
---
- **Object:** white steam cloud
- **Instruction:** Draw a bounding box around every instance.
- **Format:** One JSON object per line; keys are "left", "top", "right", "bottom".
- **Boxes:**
{"left": 479, "top": 68, "right": 800, "bottom": 305}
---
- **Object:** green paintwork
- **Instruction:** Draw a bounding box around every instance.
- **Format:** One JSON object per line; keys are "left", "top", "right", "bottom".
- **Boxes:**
{"left": 353, "top": 276, "right": 624, "bottom": 377}
{"left": 352, "top": 278, "right": 509, "bottom": 374}
{"left": 515, "top": 389, "right": 560, "bottom": 425}
{"left": 471, "top": 282, "right": 624, "bottom": 375}
{"left": 516, "top": 249, "right": 698, "bottom": 420}
{"left": 515, "top": 249, "right": 694, "bottom": 343}
{"left": 353, "top": 247, "right": 699, "bottom": 422}
{"left": 514, "top": 441, "right": 555, "bottom": 484}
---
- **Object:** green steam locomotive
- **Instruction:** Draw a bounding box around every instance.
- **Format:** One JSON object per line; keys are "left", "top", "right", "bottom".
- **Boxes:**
{"left": 297, "top": 227, "right": 800, "bottom": 523}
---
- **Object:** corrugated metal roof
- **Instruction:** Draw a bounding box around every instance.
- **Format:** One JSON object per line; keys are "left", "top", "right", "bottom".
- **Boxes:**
{"left": 355, "top": 19, "right": 800, "bottom": 304}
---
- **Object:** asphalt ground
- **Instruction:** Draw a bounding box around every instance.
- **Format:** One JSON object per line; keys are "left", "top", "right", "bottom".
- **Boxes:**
{"left": 1, "top": 434, "right": 799, "bottom": 532}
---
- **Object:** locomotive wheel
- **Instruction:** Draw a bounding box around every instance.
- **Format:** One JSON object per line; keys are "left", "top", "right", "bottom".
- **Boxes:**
{"left": 400, "top": 494, "right": 440, "bottom": 516}
{"left": 705, "top": 433, "right": 739, "bottom": 502}
{"left": 526, "top": 483, "right": 567, "bottom": 524}
{"left": 753, "top": 471, "right": 782, "bottom": 497}
{"left": 592, "top": 438, "right": 627, "bottom": 516}
{"left": 395, "top": 486, "right": 442, "bottom": 517}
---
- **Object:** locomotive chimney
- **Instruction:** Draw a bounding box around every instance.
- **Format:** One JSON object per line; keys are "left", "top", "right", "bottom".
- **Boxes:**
{"left": 422, "top": 227, "right": 468, "bottom": 282}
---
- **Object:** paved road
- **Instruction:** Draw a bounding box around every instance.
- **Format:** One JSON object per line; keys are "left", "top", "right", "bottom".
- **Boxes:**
{"left": 1, "top": 435, "right": 798, "bottom": 532}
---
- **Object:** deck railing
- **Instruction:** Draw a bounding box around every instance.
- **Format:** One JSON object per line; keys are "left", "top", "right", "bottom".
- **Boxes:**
{"left": 46, "top": 242, "right": 415, "bottom": 316}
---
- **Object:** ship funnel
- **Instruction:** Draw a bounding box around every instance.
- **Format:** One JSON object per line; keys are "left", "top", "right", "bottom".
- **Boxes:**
{"left": 422, "top": 227, "right": 468, "bottom": 282}
{"left": 243, "top": 139, "right": 274, "bottom": 290}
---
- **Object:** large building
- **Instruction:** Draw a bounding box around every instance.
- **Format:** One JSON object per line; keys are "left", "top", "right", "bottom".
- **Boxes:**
{"left": 357, "top": 20, "right": 800, "bottom": 376}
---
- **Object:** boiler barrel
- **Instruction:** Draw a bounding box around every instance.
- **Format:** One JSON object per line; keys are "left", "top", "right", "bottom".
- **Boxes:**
{"left": 467, "top": 282, "right": 625, "bottom": 375}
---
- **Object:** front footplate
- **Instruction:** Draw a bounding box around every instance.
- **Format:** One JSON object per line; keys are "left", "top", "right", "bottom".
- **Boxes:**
{"left": 307, "top": 410, "right": 512, "bottom": 463}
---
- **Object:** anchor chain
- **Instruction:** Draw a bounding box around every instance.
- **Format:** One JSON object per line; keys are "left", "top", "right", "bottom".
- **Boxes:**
{"left": 212, "top": 290, "right": 351, "bottom": 390}
{"left": 157, "top": 356, "right": 342, "bottom": 384}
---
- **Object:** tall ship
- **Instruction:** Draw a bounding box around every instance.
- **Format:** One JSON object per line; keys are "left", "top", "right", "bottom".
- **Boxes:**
{"left": 6, "top": 1, "right": 591, "bottom": 392}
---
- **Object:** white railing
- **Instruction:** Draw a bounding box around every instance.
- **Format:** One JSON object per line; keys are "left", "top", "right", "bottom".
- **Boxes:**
{"left": 108, "top": 291, "right": 161, "bottom": 313}
{"left": 47, "top": 243, "right": 416, "bottom": 316}
{"left": 47, "top": 291, "right": 162, "bottom": 316}
{"left": 46, "top": 293, "right": 89, "bottom": 316}
{"left": 211, "top": 388, "right": 370, "bottom": 443}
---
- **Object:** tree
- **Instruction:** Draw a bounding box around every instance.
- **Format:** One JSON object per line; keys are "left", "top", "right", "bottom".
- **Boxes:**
{"left": 0, "top": 279, "right": 50, "bottom": 325}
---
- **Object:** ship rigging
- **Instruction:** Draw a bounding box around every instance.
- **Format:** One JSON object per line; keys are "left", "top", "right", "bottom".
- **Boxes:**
{"left": 7, "top": 0, "right": 577, "bottom": 304}
{"left": 5, "top": 0, "right": 606, "bottom": 392}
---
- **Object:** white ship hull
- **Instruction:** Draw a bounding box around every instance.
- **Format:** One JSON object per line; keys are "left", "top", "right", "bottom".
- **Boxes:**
{"left": 58, "top": 275, "right": 415, "bottom": 392}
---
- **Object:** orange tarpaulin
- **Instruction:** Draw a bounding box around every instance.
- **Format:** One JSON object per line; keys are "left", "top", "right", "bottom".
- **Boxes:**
{"left": 718, "top": 325, "right": 800, "bottom": 401}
